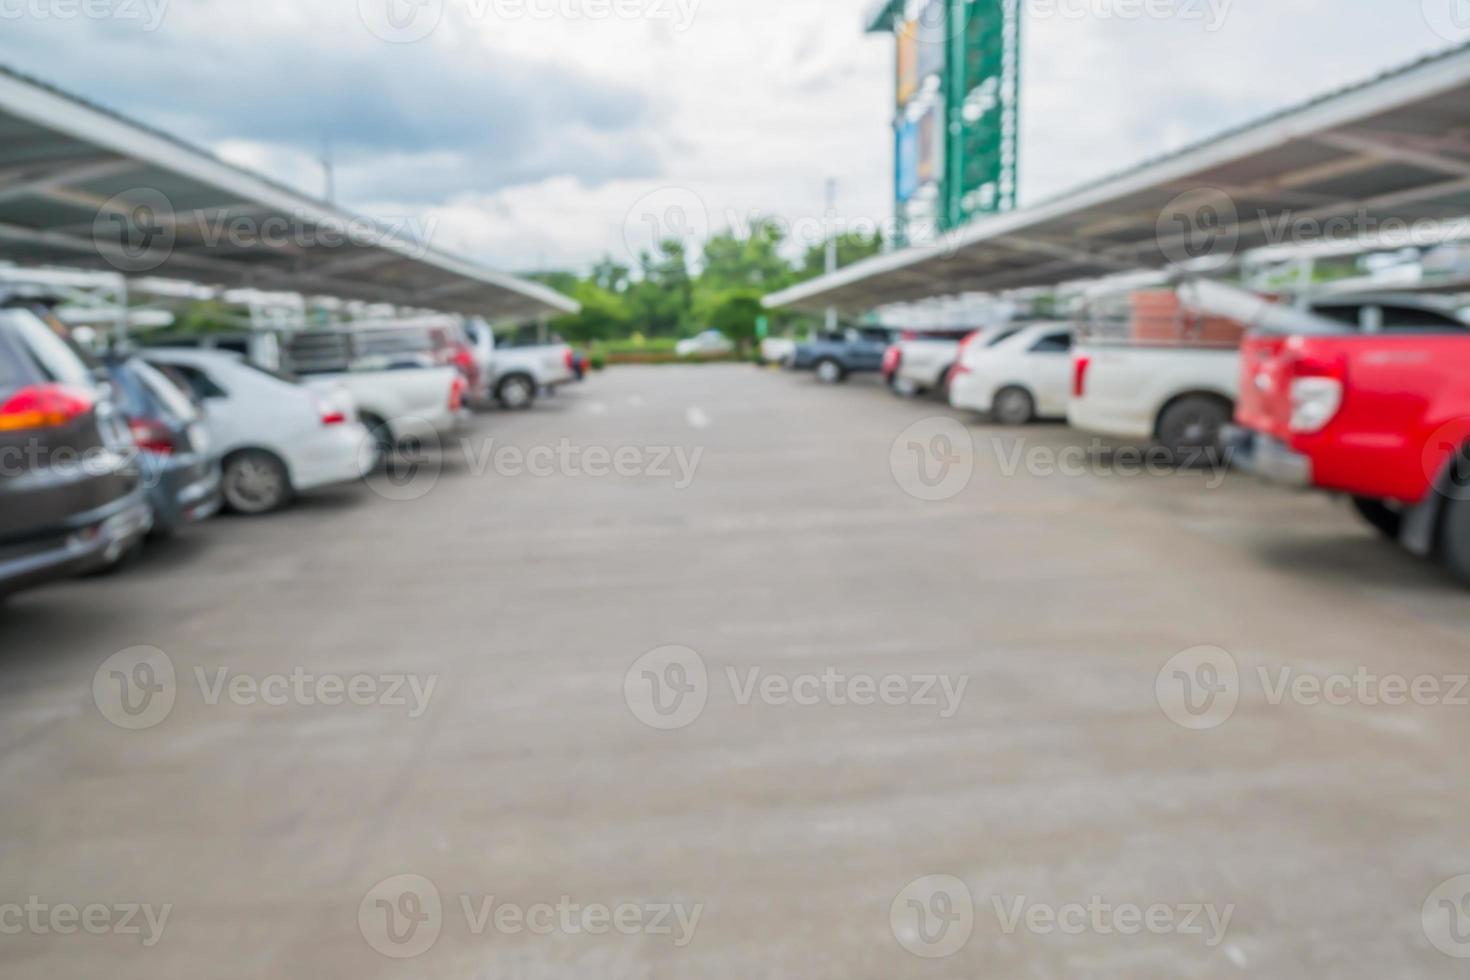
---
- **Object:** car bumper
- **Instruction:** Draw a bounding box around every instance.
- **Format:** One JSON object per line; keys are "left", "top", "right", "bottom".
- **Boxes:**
{"left": 948, "top": 372, "right": 991, "bottom": 412}
{"left": 1223, "top": 426, "right": 1312, "bottom": 488}
{"left": 290, "top": 422, "right": 373, "bottom": 492}
{"left": 0, "top": 487, "right": 153, "bottom": 597}
{"left": 145, "top": 456, "right": 223, "bottom": 533}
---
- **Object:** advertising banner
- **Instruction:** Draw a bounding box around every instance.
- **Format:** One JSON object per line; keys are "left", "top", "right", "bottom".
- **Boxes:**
{"left": 896, "top": 121, "right": 920, "bottom": 202}
{"left": 896, "top": 19, "right": 919, "bottom": 107}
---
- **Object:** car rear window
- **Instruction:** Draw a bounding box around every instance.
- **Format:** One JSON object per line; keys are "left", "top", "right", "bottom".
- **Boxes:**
{"left": 1377, "top": 305, "right": 1470, "bottom": 333}
{"left": 2, "top": 308, "right": 94, "bottom": 388}
{"left": 1030, "top": 333, "right": 1072, "bottom": 353}
{"left": 241, "top": 361, "right": 300, "bottom": 385}
{"left": 107, "top": 362, "right": 154, "bottom": 417}
{"left": 132, "top": 358, "right": 199, "bottom": 423}
{"left": 159, "top": 362, "right": 229, "bottom": 401}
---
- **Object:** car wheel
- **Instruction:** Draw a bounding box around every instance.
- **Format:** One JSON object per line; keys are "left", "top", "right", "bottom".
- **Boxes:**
{"left": 360, "top": 413, "right": 394, "bottom": 473}
{"left": 938, "top": 365, "right": 958, "bottom": 398}
{"left": 815, "top": 358, "right": 845, "bottom": 384}
{"left": 1350, "top": 496, "right": 1404, "bottom": 541}
{"left": 497, "top": 374, "right": 535, "bottom": 410}
{"left": 992, "top": 386, "right": 1035, "bottom": 426}
{"left": 1156, "top": 395, "right": 1231, "bottom": 462}
{"left": 1440, "top": 495, "right": 1470, "bottom": 586}
{"left": 221, "top": 450, "right": 293, "bottom": 516}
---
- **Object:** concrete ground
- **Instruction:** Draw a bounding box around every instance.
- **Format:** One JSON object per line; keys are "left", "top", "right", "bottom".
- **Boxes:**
{"left": 3, "top": 364, "right": 1470, "bottom": 978}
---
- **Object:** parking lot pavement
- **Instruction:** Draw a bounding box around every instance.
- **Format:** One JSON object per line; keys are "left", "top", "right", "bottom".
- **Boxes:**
{"left": 4, "top": 364, "right": 1470, "bottom": 977}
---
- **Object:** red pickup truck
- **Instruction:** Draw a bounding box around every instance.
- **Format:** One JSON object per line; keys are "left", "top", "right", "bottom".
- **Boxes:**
{"left": 1227, "top": 291, "right": 1470, "bottom": 583}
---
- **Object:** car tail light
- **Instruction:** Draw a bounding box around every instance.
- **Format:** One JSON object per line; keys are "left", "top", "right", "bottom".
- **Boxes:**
{"left": 953, "top": 331, "right": 980, "bottom": 375}
{"left": 564, "top": 348, "right": 575, "bottom": 371}
{"left": 881, "top": 345, "right": 901, "bottom": 377}
{"left": 1072, "top": 355, "right": 1091, "bottom": 398}
{"left": 449, "top": 376, "right": 465, "bottom": 413}
{"left": 128, "top": 416, "right": 177, "bottom": 454}
{"left": 0, "top": 383, "right": 94, "bottom": 432}
{"left": 314, "top": 395, "right": 347, "bottom": 427}
{"left": 1287, "top": 355, "right": 1346, "bottom": 434}
{"left": 453, "top": 346, "right": 480, "bottom": 387}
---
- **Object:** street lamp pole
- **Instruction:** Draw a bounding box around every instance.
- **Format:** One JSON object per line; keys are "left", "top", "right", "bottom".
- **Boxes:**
{"left": 824, "top": 177, "right": 838, "bottom": 337}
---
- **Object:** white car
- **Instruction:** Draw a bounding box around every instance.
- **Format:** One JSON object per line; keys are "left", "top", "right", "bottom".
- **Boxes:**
{"left": 463, "top": 320, "right": 576, "bottom": 410}
{"left": 144, "top": 348, "right": 371, "bottom": 515}
{"left": 889, "top": 327, "right": 1007, "bottom": 397}
{"left": 949, "top": 322, "right": 1074, "bottom": 424}
{"left": 759, "top": 336, "right": 797, "bottom": 366}
{"left": 675, "top": 330, "right": 734, "bottom": 358}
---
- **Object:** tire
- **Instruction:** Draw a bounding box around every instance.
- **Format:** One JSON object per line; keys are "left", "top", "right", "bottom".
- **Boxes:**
{"left": 1156, "top": 395, "right": 1231, "bottom": 462}
{"left": 360, "top": 413, "right": 394, "bottom": 473}
{"left": 938, "top": 364, "right": 957, "bottom": 398}
{"left": 991, "top": 386, "right": 1036, "bottom": 426}
{"left": 496, "top": 374, "right": 535, "bottom": 410}
{"left": 1350, "top": 496, "right": 1404, "bottom": 541}
{"left": 1440, "top": 494, "right": 1470, "bottom": 586}
{"left": 221, "top": 450, "right": 293, "bottom": 516}
{"left": 815, "top": 358, "right": 845, "bottom": 384}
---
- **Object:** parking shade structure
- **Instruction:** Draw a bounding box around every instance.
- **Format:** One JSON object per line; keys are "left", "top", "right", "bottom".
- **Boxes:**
{"left": 764, "top": 40, "right": 1470, "bottom": 314}
{"left": 0, "top": 65, "right": 578, "bottom": 321}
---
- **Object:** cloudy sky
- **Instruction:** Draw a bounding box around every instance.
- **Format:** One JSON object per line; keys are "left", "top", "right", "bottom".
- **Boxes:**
{"left": 0, "top": 0, "right": 1465, "bottom": 274}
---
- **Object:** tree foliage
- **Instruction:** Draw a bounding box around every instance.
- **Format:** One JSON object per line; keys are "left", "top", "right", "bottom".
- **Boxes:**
{"left": 531, "top": 222, "right": 884, "bottom": 344}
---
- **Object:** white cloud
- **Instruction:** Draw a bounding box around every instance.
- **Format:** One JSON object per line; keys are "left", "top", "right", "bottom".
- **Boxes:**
{"left": 0, "top": 0, "right": 1463, "bottom": 275}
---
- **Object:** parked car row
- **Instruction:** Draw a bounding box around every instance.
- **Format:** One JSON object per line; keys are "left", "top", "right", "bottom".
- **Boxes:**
{"left": 1, "top": 307, "right": 583, "bottom": 602}
{"left": 784, "top": 279, "right": 1470, "bottom": 587}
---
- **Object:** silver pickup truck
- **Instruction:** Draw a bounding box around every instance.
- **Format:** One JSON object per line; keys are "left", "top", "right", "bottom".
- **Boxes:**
{"left": 464, "top": 320, "right": 576, "bottom": 410}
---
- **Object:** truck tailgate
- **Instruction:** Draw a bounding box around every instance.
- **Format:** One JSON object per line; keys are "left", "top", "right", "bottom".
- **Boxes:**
{"left": 1234, "top": 334, "right": 1292, "bottom": 440}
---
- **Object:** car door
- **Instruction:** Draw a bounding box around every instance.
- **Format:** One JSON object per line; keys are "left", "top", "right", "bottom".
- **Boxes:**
{"left": 1026, "top": 330, "right": 1074, "bottom": 417}
{"left": 853, "top": 329, "right": 889, "bottom": 371}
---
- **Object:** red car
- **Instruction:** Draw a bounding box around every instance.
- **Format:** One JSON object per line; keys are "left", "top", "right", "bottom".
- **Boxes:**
{"left": 1228, "top": 292, "right": 1470, "bottom": 583}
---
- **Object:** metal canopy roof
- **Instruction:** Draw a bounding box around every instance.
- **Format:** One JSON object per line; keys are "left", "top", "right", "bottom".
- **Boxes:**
{"left": 766, "top": 41, "right": 1470, "bottom": 314}
{"left": 0, "top": 66, "right": 578, "bottom": 320}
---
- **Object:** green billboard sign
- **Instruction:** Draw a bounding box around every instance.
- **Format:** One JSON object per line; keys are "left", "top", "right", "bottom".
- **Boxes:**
{"left": 871, "top": 0, "right": 1019, "bottom": 242}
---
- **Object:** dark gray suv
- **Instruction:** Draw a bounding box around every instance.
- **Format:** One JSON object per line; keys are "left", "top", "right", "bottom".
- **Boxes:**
{"left": 0, "top": 304, "right": 151, "bottom": 599}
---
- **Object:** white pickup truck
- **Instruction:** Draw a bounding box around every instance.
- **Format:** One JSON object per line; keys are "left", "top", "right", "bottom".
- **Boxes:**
{"left": 281, "top": 328, "right": 467, "bottom": 467}
{"left": 1069, "top": 345, "right": 1240, "bottom": 455}
{"left": 887, "top": 330, "right": 970, "bottom": 396}
{"left": 464, "top": 320, "right": 576, "bottom": 410}
{"left": 302, "top": 366, "right": 465, "bottom": 468}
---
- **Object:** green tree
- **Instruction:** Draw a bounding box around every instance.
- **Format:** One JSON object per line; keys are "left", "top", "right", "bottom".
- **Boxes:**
{"left": 548, "top": 280, "right": 630, "bottom": 344}
{"left": 798, "top": 230, "right": 884, "bottom": 282}
{"left": 696, "top": 288, "right": 764, "bottom": 354}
